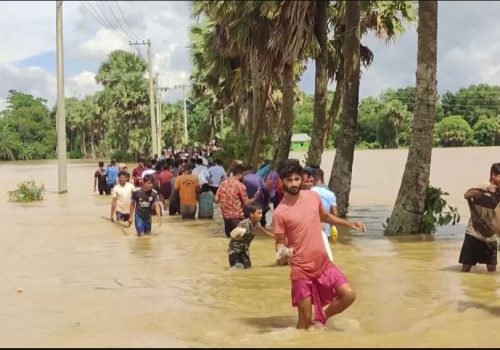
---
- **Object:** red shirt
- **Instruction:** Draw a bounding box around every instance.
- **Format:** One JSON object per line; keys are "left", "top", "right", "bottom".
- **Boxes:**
{"left": 273, "top": 190, "right": 328, "bottom": 280}
{"left": 132, "top": 165, "right": 144, "bottom": 188}
{"left": 216, "top": 177, "right": 249, "bottom": 219}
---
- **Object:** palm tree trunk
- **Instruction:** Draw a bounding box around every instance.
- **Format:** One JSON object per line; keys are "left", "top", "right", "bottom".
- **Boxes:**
{"left": 275, "top": 61, "right": 295, "bottom": 166}
{"left": 306, "top": 0, "right": 328, "bottom": 167}
{"left": 248, "top": 78, "right": 272, "bottom": 166}
{"left": 81, "top": 131, "right": 87, "bottom": 157}
{"left": 328, "top": 0, "right": 361, "bottom": 217}
{"left": 249, "top": 49, "right": 260, "bottom": 138}
{"left": 324, "top": 63, "right": 344, "bottom": 148}
{"left": 90, "top": 132, "right": 96, "bottom": 159}
{"left": 384, "top": 0, "right": 438, "bottom": 235}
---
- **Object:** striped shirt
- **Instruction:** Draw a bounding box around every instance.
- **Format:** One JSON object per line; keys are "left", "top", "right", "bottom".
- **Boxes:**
{"left": 273, "top": 190, "right": 328, "bottom": 280}
{"left": 466, "top": 183, "right": 500, "bottom": 243}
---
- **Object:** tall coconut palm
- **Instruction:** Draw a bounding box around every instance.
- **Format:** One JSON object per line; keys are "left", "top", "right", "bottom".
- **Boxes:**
{"left": 327, "top": 0, "right": 416, "bottom": 216}
{"left": 385, "top": 0, "right": 438, "bottom": 235}
{"left": 329, "top": 0, "right": 361, "bottom": 217}
{"left": 306, "top": 0, "right": 329, "bottom": 167}
{"left": 269, "top": 1, "right": 318, "bottom": 167}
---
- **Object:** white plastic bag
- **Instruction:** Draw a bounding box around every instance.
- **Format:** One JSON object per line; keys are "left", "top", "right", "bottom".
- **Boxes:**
{"left": 322, "top": 231, "right": 334, "bottom": 262}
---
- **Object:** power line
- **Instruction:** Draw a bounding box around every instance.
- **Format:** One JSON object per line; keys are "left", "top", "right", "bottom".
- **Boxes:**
{"left": 80, "top": 1, "right": 129, "bottom": 45}
{"left": 114, "top": 1, "right": 142, "bottom": 41}
{"left": 93, "top": 1, "right": 128, "bottom": 42}
{"left": 105, "top": 1, "right": 138, "bottom": 43}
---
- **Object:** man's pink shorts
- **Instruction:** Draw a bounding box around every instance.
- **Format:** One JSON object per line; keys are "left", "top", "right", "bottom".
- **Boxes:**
{"left": 291, "top": 263, "right": 348, "bottom": 307}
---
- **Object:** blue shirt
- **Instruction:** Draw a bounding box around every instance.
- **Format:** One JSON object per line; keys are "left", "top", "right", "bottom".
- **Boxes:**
{"left": 311, "top": 186, "right": 337, "bottom": 237}
{"left": 104, "top": 166, "right": 119, "bottom": 185}
{"left": 208, "top": 165, "right": 226, "bottom": 187}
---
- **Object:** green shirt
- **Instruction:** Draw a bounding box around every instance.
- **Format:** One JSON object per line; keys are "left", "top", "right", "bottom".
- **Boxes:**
{"left": 227, "top": 218, "right": 261, "bottom": 255}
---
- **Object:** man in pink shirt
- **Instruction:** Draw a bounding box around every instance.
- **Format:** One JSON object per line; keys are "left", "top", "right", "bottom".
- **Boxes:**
{"left": 273, "top": 159, "right": 366, "bottom": 330}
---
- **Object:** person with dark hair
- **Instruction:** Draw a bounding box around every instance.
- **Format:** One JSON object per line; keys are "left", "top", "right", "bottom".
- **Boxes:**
{"left": 132, "top": 158, "right": 145, "bottom": 188}
{"left": 301, "top": 167, "right": 314, "bottom": 190}
{"left": 215, "top": 163, "right": 260, "bottom": 237}
{"left": 198, "top": 183, "right": 215, "bottom": 219}
{"left": 129, "top": 174, "right": 162, "bottom": 237}
{"left": 103, "top": 159, "right": 119, "bottom": 193}
{"left": 227, "top": 202, "right": 274, "bottom": 269}
{"left": 311, "top": 168, "right": 339, "bottom": 242}
{"left": 158, "top": 159, "right": 174, "bottom": 212}
{"left": 459, "top": 162, "right": 500, "bottom": 272}
{"left": 208, "top": 159, "right": 226, "bottom": 195}
{"left": 174, "top": 162, "right": 200, "bottom": 219}
{"left": 94, "top": 161, "right": 108, "bottom": 195}
{"left": 273, "top": 159, "right": 366, "bottom": 329}
{"left": 110, "top": 170, "right": 135, "bottom": 223}
{"left": 243, "top": 165, "right": 271, "bottom": 227}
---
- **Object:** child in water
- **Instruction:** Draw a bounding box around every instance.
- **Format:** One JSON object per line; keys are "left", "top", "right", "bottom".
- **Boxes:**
{"left": 228, "top": 203, "right": 274, "bottom": 269}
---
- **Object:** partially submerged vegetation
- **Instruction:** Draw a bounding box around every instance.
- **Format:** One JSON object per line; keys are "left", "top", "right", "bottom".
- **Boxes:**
{"left": 8, "top": 180, "right": 45, "bottom": 202}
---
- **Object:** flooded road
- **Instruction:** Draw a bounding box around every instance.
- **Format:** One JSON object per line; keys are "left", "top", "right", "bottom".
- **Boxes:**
{"left": 1, "top": 146, "right": 499, "bottom": 347}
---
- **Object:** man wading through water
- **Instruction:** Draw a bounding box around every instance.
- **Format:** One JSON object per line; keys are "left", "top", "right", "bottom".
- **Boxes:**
{"left": 273, "top": 159, "right": 366, "bottom": 329}
{"left": 459, "top": 162, "right": 500, "bottom": 272}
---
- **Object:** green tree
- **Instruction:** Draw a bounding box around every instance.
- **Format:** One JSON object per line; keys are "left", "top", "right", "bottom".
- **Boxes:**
{"left": 441, "top": 84, "right": 500, "bottom": 127}
{"left": 95, "top": 50, "right": 150, "bottom": 158}
{"left": 473, "top": 115, "right": 500, "bottom": 146}
{"left": 377, "top": 100, "right": 411, "bottom": 148}
{"left": 434, "top": 115, "right": 474, "bottom": 147}
{"left": 1, "top": 90, "right": 55, "bottom": 160}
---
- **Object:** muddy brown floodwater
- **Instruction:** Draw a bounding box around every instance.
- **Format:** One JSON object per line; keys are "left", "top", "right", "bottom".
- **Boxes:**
{"left": 1, "top": 146, "right": 499, "bottom": 347}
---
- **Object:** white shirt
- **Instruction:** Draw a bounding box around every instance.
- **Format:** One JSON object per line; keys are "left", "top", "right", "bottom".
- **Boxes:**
{"left": 112, "top": 182, "right": 135, "bottom": 214}
{"left": 141, "top": 169, "right": 156, "bottom": 179}
{"left": 208, "top": 165, "right": 226, "bottom": 187}
{"left": 192, "top": 165, "right": 210, "bottom": 185}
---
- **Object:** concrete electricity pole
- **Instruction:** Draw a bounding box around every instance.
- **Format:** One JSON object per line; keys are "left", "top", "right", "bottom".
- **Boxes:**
{"left": 155, "top": 73, "right": 162, "bottom": 155}
{"left": 129, "top": 39, "right": 157, "bottom": 156}
{"left": 182, "top": 84, "right": 188, "bottom": 145}
{"left": 56, "top": 0, "right": 67, "bottom": 193}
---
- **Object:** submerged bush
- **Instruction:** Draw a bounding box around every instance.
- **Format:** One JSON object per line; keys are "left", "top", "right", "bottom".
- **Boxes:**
{"left": 8, "top": 180, "right": 45, "bottom": 202}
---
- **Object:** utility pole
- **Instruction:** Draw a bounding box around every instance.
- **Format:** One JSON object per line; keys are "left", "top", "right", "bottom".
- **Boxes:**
{"left": 159, "top": 84, "right": 190, "bottom": 146}
{"left": 155, "top": 73, "right": 162, "bottom": 155}
{"left": 56, "top": 0, "right": 67, "bottom": 193}
{"left": 129, "top": 39, "right": 157, "bottom": 156}
{"left": 182, "top": 84, "right": 188, "bottom": 145}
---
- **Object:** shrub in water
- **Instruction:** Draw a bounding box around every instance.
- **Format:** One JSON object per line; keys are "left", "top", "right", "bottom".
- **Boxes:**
{"left": 8, "top": 181, "right": 45, "bottom": 202}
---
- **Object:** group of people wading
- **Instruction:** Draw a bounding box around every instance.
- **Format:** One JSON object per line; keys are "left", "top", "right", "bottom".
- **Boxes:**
{"left": 94, "top": 151, "right": 500, "bottom": 330}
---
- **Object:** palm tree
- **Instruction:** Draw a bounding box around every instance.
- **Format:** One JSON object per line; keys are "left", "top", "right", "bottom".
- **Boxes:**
{"left": 329, "top": 0, "right": 361, "bottom": 217}
{"left": 327, "top": 0, "right": 416, "bottom": 216}
{"left": 385, "top": 0, "right": 438, "bottom": 235}
{"left": 269, "top": 1, "right": 318, "bottom": 167}
{"left": 308, "top": 0, "right": 417, "bottom": 165}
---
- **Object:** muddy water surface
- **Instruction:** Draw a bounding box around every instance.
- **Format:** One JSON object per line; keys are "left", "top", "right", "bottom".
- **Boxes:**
{"left": 1, "top": 147, "right": 499, "bottom": 347}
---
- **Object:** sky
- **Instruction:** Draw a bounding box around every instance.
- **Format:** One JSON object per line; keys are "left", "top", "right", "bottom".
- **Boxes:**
{"left": 2, "top": 1, "right": 500, "bottom": 110}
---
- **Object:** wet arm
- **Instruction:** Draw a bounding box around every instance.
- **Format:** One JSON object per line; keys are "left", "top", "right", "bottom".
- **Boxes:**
{"left": 320, "top": 210, "right": 366, "bottom": 232}
{"left": 110, "top": 198, "right": 117, "bottom": 220}
{"left": 259, "top": 226, "right": 275, "bottom": 238}
{"left": 94, "top": 176, "right": 97, "bottom": 191}
{"left": 464, "top": 188, "right": 485, "bottom": 200}
{"left": 129, "top": 202, "right": 136, "bottom": 222}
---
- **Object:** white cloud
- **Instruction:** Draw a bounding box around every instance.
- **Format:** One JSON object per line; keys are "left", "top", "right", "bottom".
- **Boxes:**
{"left": 0, "top": 63, "right": 56, "bottom": 104}
{"left": 77, "top": 28, "right": 129, "bottom": 61}
{"left": 66, "top": 71, "right": 102, "bottom": 100}
{"left": 4, "top": 0, "right": 500, "bottom": 110}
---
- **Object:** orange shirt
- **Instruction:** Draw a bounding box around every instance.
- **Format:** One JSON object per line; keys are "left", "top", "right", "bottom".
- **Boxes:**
{"left": 273, "top": 190, "right": 328, "bottom": 280}
{"left": 174, "top": 174, "right": 199, "bottom": 205}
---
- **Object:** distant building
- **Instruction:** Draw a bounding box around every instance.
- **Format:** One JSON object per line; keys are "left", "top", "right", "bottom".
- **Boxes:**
{"left": 291, "top": 133, "right": 311, "bottom": 151}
